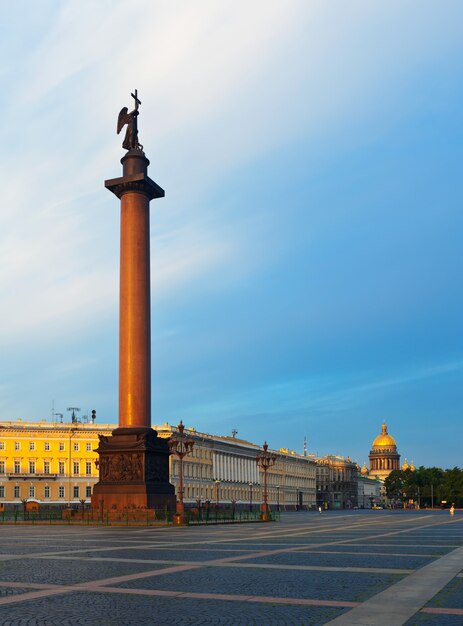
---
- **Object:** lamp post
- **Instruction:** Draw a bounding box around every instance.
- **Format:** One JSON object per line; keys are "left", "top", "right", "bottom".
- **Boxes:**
{"left": 249, "top": 482, "right": 253, "bottom": 512}
{"left": 256, "top": 442, "right": 277, "bottom": 521}
{"left": 168, "top": 420, "right": 194, "bottom": 525}
{"left": 215, "top": 480, "right": 220, "bottom": 510}
{"left": 21, "top": 498, "right": 28, "bottom": 520}
{"left": 276, "top": 485, "right": 280, "bottom": 512}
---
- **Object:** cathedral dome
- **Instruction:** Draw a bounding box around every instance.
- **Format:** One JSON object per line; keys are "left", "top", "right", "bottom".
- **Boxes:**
{"left": 369, "top": 422, "right": 401, "bottom": 480}
{"left": 402, "top": 459, "right": 409, "bottom": 471}
{"left": 372, "top": 423, "right": 397, "bottom": 449}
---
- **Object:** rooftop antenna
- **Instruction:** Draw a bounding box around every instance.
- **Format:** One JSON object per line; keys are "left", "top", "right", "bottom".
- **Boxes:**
{"left": 232, "top": 429, "right": 238, "bottom": 438}
{"left": 67, "top": 407, "right": 81, "bottom": 424}
{"left": 303, "top": 436, "right": 307, "bottom": 457}
{"left": 55, "top": 413, "right": 63, "bottom": 424}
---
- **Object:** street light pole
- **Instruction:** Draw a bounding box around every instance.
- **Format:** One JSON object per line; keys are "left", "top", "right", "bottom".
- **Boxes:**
{"left": 256, "top": 442, "right": 277, "bottom": 522}
{"left": 168, "top": 420, "right": 194, "bottom": 526}
{"left": 277, "top": 485, "right": 280, "bottom": 512}
{"left": 215, "top": 479, "right": 220, "bottom": 510}
{"left": 249, "top": 482, "right": 253, "bottom": 512}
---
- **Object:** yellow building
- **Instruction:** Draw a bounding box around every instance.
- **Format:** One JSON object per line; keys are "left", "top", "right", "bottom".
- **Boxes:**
{"left": 0, "top": 420, "right": 317, "bottom": 511}
{"left": 0, "top": 420, "right": 113, "bottom": 508}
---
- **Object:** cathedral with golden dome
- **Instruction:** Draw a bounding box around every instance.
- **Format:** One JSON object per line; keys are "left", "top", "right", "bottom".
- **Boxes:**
{"left": 368, "top": 422, "right": 401, "bottom": 480}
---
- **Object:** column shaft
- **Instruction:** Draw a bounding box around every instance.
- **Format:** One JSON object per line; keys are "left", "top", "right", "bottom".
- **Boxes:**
{"left": 119, "top": 191, "right": 151, "bottom": 429}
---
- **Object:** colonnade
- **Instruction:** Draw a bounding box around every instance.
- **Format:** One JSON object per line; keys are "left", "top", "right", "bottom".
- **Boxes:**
{"left": 213, "top": 453, "right": 259, "bottom": 484}
{"left": 370, "top": 457, "right": 399, "bottom": 471}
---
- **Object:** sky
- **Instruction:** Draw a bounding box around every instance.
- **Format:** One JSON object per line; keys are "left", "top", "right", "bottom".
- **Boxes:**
{"left": 0, "top": 1, "right": 462, "bottom": 468}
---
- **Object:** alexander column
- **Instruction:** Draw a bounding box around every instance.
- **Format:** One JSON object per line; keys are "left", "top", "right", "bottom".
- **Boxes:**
{"left": 91, "top": 91, "right": 175, "bottom": 510}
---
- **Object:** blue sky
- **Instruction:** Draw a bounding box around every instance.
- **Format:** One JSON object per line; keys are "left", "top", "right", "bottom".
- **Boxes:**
{"left": 0, "top": 1, "right": 462, "bottom": 467}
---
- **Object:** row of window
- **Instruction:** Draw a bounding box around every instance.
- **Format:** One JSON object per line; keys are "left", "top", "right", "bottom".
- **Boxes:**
{"left": 0, "top": 461, "right": 94, "bottom": 475}
{"left": 0, "top": 485, "right": 92, "bottom": 499}
{"left": 0, "top": 441, "right": 94, "bottom": 452}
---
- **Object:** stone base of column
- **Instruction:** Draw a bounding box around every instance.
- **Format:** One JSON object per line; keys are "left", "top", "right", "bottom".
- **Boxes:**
{"left": 91, "top": 428, "right": 175, "bottom": 510}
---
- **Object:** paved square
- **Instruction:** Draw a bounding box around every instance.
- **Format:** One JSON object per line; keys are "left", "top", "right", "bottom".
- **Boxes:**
{"left": 0, "top": 510, "right": 461, "bottom": 625}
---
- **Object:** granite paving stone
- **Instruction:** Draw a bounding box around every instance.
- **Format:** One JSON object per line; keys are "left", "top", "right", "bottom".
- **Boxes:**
{"left": 425, "top": 576, "right": 463, "bottom": 609}
{"left": 241, "top": 552, "right": 431, "bottom": 570}
{"left": 311, "top": 545, "right": 451, "bottom": 556}
{"left": 73, "top": 548, "right": 247, "bottom": 562}
{"left": 0, "top": 558, "right": 169, "bottom": 585}
{"left": 0, "top": 510, "right": 460, "bottom": 625}
{"left": 115, "top": 566, "right": 403, "bottom": 602}
{"left": 0, "top": 592, "right": 348, "bottom": 626}
{"left": 403, "top": 614, "right": 463, "bottom": 626}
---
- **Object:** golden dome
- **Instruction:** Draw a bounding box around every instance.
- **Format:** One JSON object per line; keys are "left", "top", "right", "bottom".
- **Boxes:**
{"left": 372, "top": 422, "right": 397, "bottom": 448}
{"left": 410, "top": 460, "right": 415, "bottom": 471}
{"left": 402, "top": 459, "right": 409, "bottom": 471}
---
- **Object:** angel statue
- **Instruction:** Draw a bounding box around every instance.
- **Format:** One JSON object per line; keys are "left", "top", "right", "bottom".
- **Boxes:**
{"left": 117, "top": 90, "right": 143, "bottom": 151}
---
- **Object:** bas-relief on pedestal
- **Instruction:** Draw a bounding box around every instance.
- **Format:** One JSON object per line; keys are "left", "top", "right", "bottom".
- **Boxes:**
{"left": 93, "top": 429, "right": 174, "bottom": 509}
{"left": 91, "top": 91, "right": 175, "bottom": 510}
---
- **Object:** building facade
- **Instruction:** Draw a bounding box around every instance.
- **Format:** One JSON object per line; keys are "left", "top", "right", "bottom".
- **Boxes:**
{"left": 0, "top": 420, "right": 112, "bottom": 508}
{"left": 357, "top": 472, "right": 381, "bottom": 508}
{"left": 315, "top": 455, "right": 358, "bottom": 509}
{"left": 156, "top": 424, "right": 317, "bottom": 510}
{"left": 0, "top": 420, "right": 316, "bottom": 511}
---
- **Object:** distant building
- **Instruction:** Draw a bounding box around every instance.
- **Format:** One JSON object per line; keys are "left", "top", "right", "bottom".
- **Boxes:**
{"left": 315, "top": 455, "right": 358, "bottom": 509}
{"left": 155, "top": 424, "right": 317, "bottom": 510}
{"left": 357, "top": 471, "right": 381, "bottom": 508}
{"left": 0, "top": 420, "right": 316, "bottom": 511}
{"left": 368, "top": 422, "right": 401, "bottom": 480}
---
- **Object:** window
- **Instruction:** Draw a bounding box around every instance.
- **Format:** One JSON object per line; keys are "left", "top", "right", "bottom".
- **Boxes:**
{"left": 86, "top": 443, "right": 92, "bottom": 452}
{"left": 44, "top": 442, "right": 50, "bottom": 452}
{"left": 14, "top": 486, "right": 20, "bottom": 498}
{"left": 0, "top": 486, "right": 4, "bottom": 498}
{"left": 59, "top": 462, "right": 65, "bottom": 475}
{"left": 29, "top": 461, "right": 36, "bottom": 475}
{"left": 43, "top": 461, "right": 50, "bottom": 475}
{"left": 58, "top": 486, "right": 64, "bottom": 498}
{"left": 14, "top": 461, "right": 21, "bottom": 474}
{"left": 44, "top": 486, "right": 50, "bottom": 499}
{"left": 86, "top": 486, "right": 92, "bottom": 498}
{"left": 29, "top": 442, "right": 35, "bottom": 451}
{"left": 0, "top": 442, "right": 4, "bottom": 450}
{"left": 14, "top": 442, "right": 20, "bottom": 451}
{"left": 73, "top": 442, "right": 79, "bottom": 452}
{"left": 73, "top": 486, "right": 79, "bottom": 498}
{"left": 73, "top": 462, "right": 80, "bottom": 476}
{"left": 0, "top": 461, "right": 4, "bottom": 474}
{"left": 59, "top": 442, "right": 65, "bottom": 451}
{"left": 29, "top": 485, "right": 35, "bottom": 498}
{"left": 85, "top": 462, "right": 92, "bottom": 476}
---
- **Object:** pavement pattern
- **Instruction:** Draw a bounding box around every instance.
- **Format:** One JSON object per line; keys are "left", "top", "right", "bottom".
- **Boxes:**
{"left": 0, "top": 510, "right": 461, "bottom": 625}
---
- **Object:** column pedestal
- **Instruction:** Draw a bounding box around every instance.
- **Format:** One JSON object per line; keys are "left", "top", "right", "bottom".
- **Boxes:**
{"left": 91, "top": 428, "right": 175, "bottom": 510}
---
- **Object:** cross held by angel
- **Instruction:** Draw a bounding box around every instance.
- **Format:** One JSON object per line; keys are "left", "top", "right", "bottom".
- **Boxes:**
{"left": 117, "top": 90, "right": 143, "bottom": 151}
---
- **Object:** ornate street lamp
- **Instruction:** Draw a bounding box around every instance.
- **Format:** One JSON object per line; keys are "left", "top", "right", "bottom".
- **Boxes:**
{"left": 215, "top": 479, "right": 220, "bottom": 510}
{"left": 168, "top": 420, "right": 194, "bottom": 525}
{"left": 249, "top": 482, "right": 253, "bottom": 512}
{"left": 276, "top": 485, "right": 280, "bottom": 512}
{"left": 256, "top": 442, "right": 277, "bottom": 521}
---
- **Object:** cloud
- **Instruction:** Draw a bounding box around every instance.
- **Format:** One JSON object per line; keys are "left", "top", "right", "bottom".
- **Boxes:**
{"left": 0, "top": 2, "right": 462, "bottom": 468}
